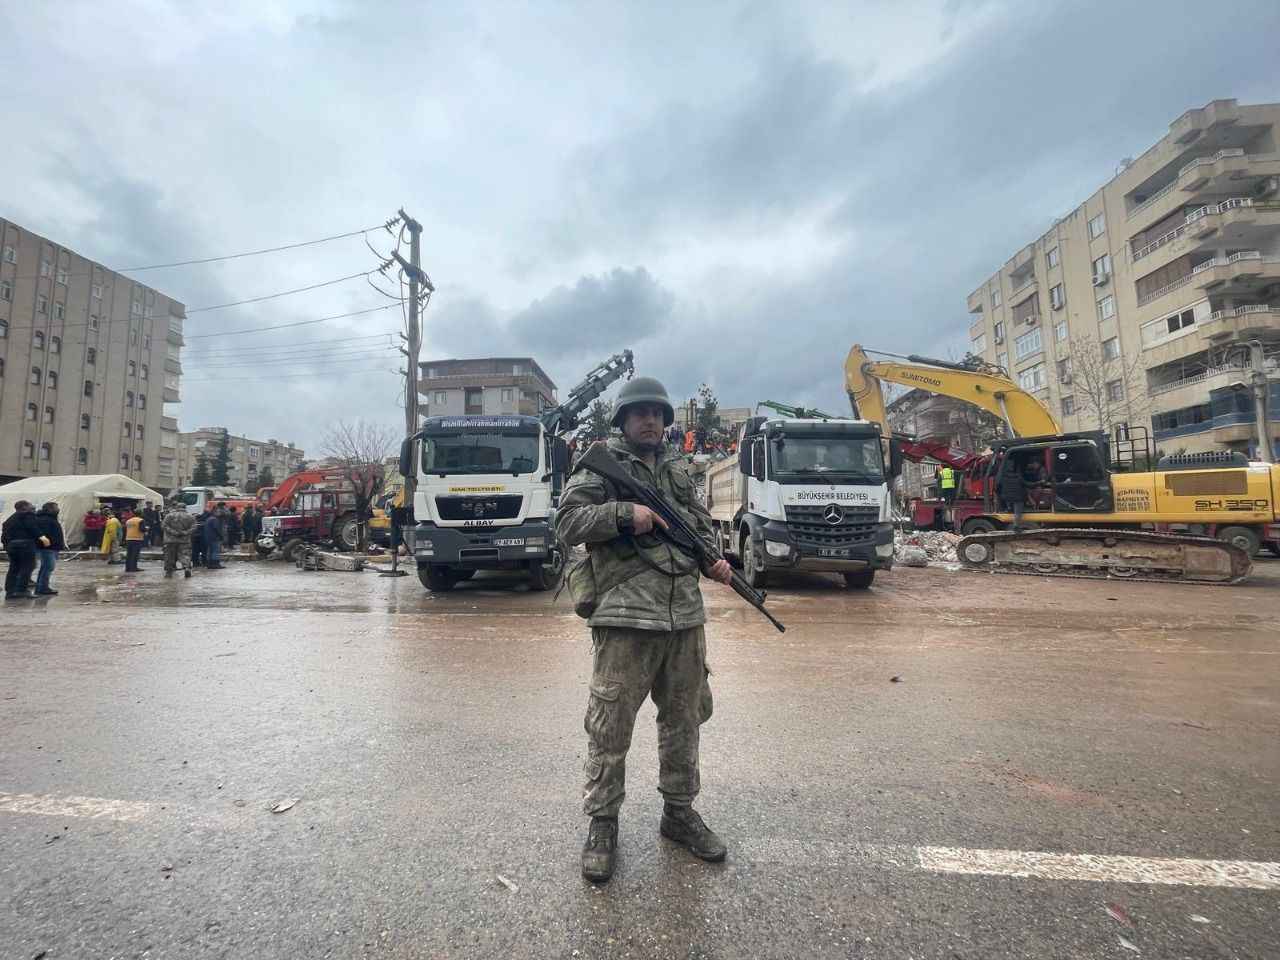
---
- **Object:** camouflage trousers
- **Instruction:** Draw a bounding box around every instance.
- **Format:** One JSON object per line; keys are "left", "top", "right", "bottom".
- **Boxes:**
{"left": 583, "top": 625, "right": 713, "bottom": 818}
{"left": 163, "top": 541, "right": 192, "bottom": 574}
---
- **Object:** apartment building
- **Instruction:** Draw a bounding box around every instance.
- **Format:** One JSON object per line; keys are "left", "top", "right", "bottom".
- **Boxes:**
{"left": 0, "top": 218, "right": 185, "bottom": 489}
{"left": 966, "top": 99, "right": 1280, "bottom": 459}
{"left": 418, "top": 357, "right": 557, "bottom": 417}
{"left": 175, "top": 427, "right": 306, "bottom": 491}
{"left": 885, "top": 390, "right": 1001, "bottom": 500}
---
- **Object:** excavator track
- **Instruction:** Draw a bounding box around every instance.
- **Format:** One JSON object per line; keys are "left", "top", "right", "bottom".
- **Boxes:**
{"left": 956, "top": 528, "right": 1252, "bottom": 585}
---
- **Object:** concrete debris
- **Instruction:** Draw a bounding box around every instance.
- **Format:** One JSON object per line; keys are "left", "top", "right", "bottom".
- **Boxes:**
{"left": 894, "top": 530, "right": 961, "bottom": 565}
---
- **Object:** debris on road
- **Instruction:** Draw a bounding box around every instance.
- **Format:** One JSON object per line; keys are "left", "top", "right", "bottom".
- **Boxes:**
{"left": 894, "top": 530, "right": 960, "bottom": 565}
{"left": 270, "top": 797, "right": 300, "bottom": 814}
{"left": 1105, "top": 902, "right": 1134, "bottom": 927}
{"left": 889, "top": 675, "right": 903, "bottom": 683}
{"left": 1189, "top": 915, "right": 1212, "bottom": 924}
{"left": 1117, "top": 934, "right": 1140, "bottom": 953}
{"left": 496, "top": 873, "right": 519, "bottom": 893}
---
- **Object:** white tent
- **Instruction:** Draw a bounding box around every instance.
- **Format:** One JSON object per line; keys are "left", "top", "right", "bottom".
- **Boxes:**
{"left": 0, "top": 474, "right": 163, "bottom": 548}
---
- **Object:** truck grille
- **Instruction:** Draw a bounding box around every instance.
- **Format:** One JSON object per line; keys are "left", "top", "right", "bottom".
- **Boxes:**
{"left": 434, "top": 495, "right": 523, "bottom": 521}
{"left": 784, "top": 504, "right": 880, "bottom": 548}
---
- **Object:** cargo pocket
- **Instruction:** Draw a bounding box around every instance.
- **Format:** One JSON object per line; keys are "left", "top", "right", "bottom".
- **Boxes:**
{"left": 584, "top": 678, "right": 624, "bottom": 749}
{"left": 696, "top": 633, "right": 713, "bottom": 724}
{"left": 584, "top": 756, "right": 602, "bottom": 782}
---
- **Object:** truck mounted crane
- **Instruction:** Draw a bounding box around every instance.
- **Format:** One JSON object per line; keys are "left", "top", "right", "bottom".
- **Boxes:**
{"left": 845, "top": 344, "right": 1272, "bottom": 583}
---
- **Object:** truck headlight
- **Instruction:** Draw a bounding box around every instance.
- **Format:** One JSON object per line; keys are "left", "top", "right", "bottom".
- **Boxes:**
{"left": 765, "top": 540, "right": 791, "bottom": 558}
{"left": 876, "top": 543, "right": 894, "bottom": 557}
{"left": 524, "top": 537, "right": 546, "bottom": 547}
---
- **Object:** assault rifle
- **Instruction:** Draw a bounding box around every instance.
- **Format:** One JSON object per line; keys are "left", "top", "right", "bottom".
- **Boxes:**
{"left": 576, "top": 443, "right": 786, "bottom": 633}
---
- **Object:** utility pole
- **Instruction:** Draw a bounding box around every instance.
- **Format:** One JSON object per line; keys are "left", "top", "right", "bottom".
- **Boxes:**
{"left": 1247, "top": 339, "right": 1273, "bottom": 463}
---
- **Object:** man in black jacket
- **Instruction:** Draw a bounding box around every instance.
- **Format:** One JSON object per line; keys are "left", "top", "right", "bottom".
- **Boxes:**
{"left": 3, "top": 501, "right": 48, "bottom": 600}
{"left": 33, "top": 502, "right": 66, "bottom": 596}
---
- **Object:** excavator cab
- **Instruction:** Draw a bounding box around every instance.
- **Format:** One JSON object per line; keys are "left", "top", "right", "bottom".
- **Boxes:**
{"left": 985, "top": 432, "right": 1114, "bottom": 517}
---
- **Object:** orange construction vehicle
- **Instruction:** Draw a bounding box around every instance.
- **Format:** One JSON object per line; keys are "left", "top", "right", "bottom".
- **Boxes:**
{"left": 254, "top": 465, "right": 385, "bottom": 559}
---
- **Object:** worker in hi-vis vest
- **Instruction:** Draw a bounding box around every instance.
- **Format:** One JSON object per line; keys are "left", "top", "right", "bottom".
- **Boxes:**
{"left": 939, "top": 466, "right": 957, "bottom": 504}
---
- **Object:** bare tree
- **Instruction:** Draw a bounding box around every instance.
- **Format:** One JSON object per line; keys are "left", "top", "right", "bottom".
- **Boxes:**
{"left": 1066, "top": 334, "right": 1150, "bottom": 438}
{"left": 320, "top": 419, "right": 396, "bottom": 551}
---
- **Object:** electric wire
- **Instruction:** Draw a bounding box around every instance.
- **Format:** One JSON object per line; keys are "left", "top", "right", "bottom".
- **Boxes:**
{"left": 183, "top": 303, "right": 398, "bottom": 339}
{"left": 186, "top": 269, "right": 379, "bottom": 313}
{"left": 184, "top": 332, "right": 394, "bottom": 358}
{"left": 187, "top": 346, "right": 398, "bottom": 369}
{"left": 182, "top": 365, "right": 401, "bottom": 384}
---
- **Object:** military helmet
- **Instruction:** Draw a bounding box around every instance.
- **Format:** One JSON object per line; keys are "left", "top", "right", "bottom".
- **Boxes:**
{"left": 611, "top": 376, "right": 675, "bottom": 428}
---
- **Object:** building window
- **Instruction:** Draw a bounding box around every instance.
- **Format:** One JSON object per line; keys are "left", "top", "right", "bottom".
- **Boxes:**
{"left": 121, "top": 453, "right": 130, "bottom": 468}
{"left": 56, "top": 265, "right": 68, "bottom": 285}
{"left": 1106, "top": 379, "right": 1124, "bottom": 402}
{"left": 1091, "top": 253, "right": 1112, "bottom": 280}
{"left": 87, "top": 347, "right": 96, "bottom": 364}
{"left": 1046, "top": 247, "right": 1060, "bottom": 268}
{"left": 54, "top": 302, "right": 65, "bottom": 321}
{"left": 137, "top": 425, "right": 144, "bottom": 440}
{"left": 92, "top": 282, "right": 103, "bottom": 299}
{"left": 1088, "top": 213, "right": 1106, "bottom": 239}
{"left": 37, "top": 295, "right": 48, "bottom": 315}
{"left": 1096, "top": 294, "right": 1115, "bottom": 321}
{"left": 501, "top": 388, "right": 514, "bottom": 403}
{"left": 50, "top": 336, "right": 60, "bottom": 354}
{"left": 1165, "top": 308, "right": 1195, "bottom": 335}
{"left": 249, "top": 445, "right": 259, "bottom": 458}
{"left": 89, "top": 315, "right": 99, "bottom": 331}
{"left": 1017, "top": 363, "right": 1047, "bottom": 391}
{"left": 84, "top": 380, "right": 94, "bottom": 397}
{"left": 1102, "top": 337, "right": 1120, "bottom": 361}
{"left": 31, "top": 366, "right": 42, "bottom": 385}
{"left": 40, "top": 442, "right": 51, "bottom": 461}
{"left": 39, "top": 258, "right": 51, "bottom": 277}
{"left": 1061, "top": 396, "right": 1075, "bottom": 416}
{"left": 0, "top": 280, "right": 10, "bottom": 302}
{"left": 1057, "top": 358, "right": 1072, "bottom": 381}
{"left": 144, "top": 335, "right": 151, "bottom": 350}
{"left": 434, "top": 390, "right": 446, "bottom": 405}
{"left": 26, "top": 402, "right": 37, "bottom": 421}
{"left": 24, "top": 440, "right": 35, "bottom": 459}
{"left": 993, "top": 320, "right": 1005, "bottom": 342}
{"left": 78, "top": 447, "right": 88, "bottom": 465}
{"left": 134, "top": 455, "right": 143, "bottom": 471}
{"left": 1055, "top": 319, "right": 1068, "bottom": 342}
{"left": 44, "top": 406, "right": 55, "bottom": 424}
{"left": 991, "top": 288, "right": 1002, "bottom": 308}
{"left": 1049, "top": 284, "right": 1065, "bottom": 310}
{"left": 129, "top": 361, "right": 137, "bottom": 377}
{"left": 124, "top": 423, "right": 132, "bottom": 438}
{"left": 130, "top": 329, "right": 137, "bottom": 345}
{"left": 138, "top": 394, "right": 146, "bottom": 409}
{"left": 126, "top": 390, "right": 134, "bottom": 407}
{"left": 2, "top": 244, "right": 14, "bottom": 263}
{"left": 1014, "top": 328, "right": 1042, "bottom": 360}
{"left": 34, "top": 331, "right": 45, "bottom": 349}
{"left": 81, "top": 414, "right": 91, "bottom": 430}
{"left": 47, "top": 371, "right": 57, "bottom": 390}
{"left": 996, "top": 351, "right": 1008, "bottom": 370}
{"left": 971, "top": 333, "right": 987, "bottom": 354}
{"left": 0, "top": 357, "right": 4, "bottom": 376}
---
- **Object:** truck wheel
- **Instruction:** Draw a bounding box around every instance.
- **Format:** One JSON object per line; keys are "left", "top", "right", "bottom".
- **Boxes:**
{"left": 280, "top": 538, "right": 305, "bottom": 563}
{"left": 254, "top": 543, "right": 275, "bottom": 557}
{"left": 1265, "top": 542, "right": 1280, "bottom": 558}
{"left": 528, "top": 541, "right": 566, "bottom": 592}
{"left": 334, "top": 515, "right": 360, "bottom": 552}
{"left": 961, "top": 518, "right": 998, "bottom": 536}
{"left": 419, "top": 564, "right": 458, "bottom": 592}
{"left": 843, "top": 570, "right": 875, "bottom": 589}
{"left": 741, "top": 533, "right": 768, "bottom": 589}
{"left": 1218, "top": 525, "right": 1261, "bottom": 557}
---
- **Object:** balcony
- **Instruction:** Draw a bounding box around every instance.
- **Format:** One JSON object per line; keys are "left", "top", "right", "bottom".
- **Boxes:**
{"left": 164, "top": 356, "right": 183, "bottom": 375}
{"left": 1168, "top": 99, "right": 1241, "bottom": 145}
{"left": 1137, "top": 252, "right": 1280, "bottom": 309}
{"left": 1009, "top": 275, "right": 1037, "bottom": 302}
{"left": 161, "top": 415, "right": 178, "bottom": 431}
{"left": 1198, "top": 303, "right": 1280, "bottom": 341}
{"left": 1130, "top": 197, "right": 1267, "bottom": 262}
{"left": 163, "top": 386, "right": 181, "bottom": 403}
{"left": 1127, "top": 151, "right": 1280, "bottom": 225}
{"left": 1148, "top": 362, "right": 1254, "bottom": 413}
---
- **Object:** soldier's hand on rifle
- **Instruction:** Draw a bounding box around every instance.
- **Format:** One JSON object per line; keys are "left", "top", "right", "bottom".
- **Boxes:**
{"left": 630, "top": 505, "right": 668, "bottom": 535}
{"left": 707, "top": 559, "right": 733, "bottom": 585}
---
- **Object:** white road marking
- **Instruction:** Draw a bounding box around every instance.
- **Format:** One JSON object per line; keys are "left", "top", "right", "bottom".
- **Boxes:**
{"left": 0, "top": 791, "right": 153, "bottom": 823}
{"left": 2, "top": 791, "right": 1277, "bottom": 890}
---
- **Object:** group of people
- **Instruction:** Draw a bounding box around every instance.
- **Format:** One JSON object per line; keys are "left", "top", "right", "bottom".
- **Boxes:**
{"left": 3, "top": 500, "right": 67, "bottom": 599}
{"left": 666, "top": 424, "right": 737, "bottom": 458}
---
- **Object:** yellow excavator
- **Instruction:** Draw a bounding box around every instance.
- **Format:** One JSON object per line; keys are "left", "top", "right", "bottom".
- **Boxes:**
{"left": 844, "top": 344, "right": 1277, "bottom": 584}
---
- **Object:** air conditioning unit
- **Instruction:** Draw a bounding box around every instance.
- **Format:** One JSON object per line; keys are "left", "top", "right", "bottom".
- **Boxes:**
{"left": 1061, "top": 373, "right": 1073, "bottom": 385}
{"left": 1092, "top": 273, "right": 1110, "bottom": 287}
{"left": 1024, "top": 315, "right": 1039, "bottom": 325}
{"left": 1051, "top": 298, "right": 1065, "bottom": 311}
{"left": 994, "top": 334, "right": 1005, "bottom": 344}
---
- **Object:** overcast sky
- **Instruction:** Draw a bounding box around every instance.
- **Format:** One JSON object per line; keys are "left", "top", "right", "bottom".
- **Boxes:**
{"left": 4, "top": 0, "right": 1278, "bottom": 452}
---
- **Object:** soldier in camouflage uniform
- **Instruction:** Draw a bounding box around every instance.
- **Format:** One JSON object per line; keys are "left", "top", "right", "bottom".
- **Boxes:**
{"left": 556, "top": 376, "right": 734, "bottom": 883}
{"left": 161, "top": 500, "right": 197, "bottom": 579}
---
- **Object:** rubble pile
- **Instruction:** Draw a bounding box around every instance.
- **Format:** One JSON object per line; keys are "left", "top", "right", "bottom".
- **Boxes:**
{"left": 894, "top": 529, "right": 962, "bottom": 566}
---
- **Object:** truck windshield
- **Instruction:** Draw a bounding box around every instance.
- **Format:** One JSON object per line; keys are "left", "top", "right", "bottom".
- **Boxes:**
{"left": 770, "top": 437, "right": 884, "bottom": 483}
{"left": 175, "top": 491, "right": 202, "bottom": 507}
{"left": 422, "top": 432, "right": 540, "bottom": 476}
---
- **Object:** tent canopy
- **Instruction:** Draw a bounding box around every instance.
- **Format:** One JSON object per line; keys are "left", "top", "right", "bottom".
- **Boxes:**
{"left": 0, "top": 474, "right": 163, "bottom": 548}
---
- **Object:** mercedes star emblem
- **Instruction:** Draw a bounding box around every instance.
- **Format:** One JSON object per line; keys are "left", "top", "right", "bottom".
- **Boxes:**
{"left": 823, "top": 503, "right": 844, "bottom": 525}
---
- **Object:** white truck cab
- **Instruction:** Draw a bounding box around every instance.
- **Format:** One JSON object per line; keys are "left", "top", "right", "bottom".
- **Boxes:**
{"left": 705, "top": 416, "right": 900, "bottom": 588}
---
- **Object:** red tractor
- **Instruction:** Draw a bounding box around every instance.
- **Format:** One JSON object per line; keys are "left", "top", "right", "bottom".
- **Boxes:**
{"left": 256, "top": 465, "right": 383, "bottom": 562}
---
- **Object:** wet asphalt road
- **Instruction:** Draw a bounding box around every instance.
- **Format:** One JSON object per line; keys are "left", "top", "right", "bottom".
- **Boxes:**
{"left": 1, "top": 553, "right": 1278, "bottom": 959}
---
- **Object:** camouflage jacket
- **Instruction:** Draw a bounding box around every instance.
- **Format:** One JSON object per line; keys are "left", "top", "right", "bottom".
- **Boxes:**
{"left": 161, "top": 510, "right": 196, "bottom": 540}
{"left": 556, "top": 438, "right": 717, "bottom": 632}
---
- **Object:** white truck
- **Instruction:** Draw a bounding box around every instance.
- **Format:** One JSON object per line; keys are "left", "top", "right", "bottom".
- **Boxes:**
{"left": 704, "top": 415, "right": 901, "bottom": 589}
{"left": 399, "top": 351, "right": 634, "bottom": 593}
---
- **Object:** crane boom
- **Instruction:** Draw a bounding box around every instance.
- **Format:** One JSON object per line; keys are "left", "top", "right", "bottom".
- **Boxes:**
{"left": 540, "top": 349, "right": 635, "bottom": 436}
{"left": 756, "top": 400, "right": 839, "bottom": 420}
{"left": 843, "top": 344, "right": 1061, "bottom": 439}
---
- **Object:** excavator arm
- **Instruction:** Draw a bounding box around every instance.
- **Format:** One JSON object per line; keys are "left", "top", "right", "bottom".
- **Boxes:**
{"left": 843, "top": 344, "right": 1061, "bottom": 439}
{"left": 540, "top": 349, "right": 635, "bottom": 436}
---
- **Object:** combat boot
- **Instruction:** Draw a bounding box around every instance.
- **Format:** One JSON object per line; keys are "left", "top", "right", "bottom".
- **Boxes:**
{"left": 660, "top": 804, "right": 727, "bottom": 862}
{"left": 581, "top": 816, "right": 618, "bottom": 883}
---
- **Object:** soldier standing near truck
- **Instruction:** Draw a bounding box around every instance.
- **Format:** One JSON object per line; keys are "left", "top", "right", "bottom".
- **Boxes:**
{"left": 556, "top": 376, "right": 734, "bottom": 884}
{"left": 162, "top": 500, "right": 196, "bottom": 579}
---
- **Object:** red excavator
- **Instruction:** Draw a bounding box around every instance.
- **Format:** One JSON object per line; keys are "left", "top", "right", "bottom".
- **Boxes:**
{"left": 255, "top": 465, "right": 384, "bottom": 560}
